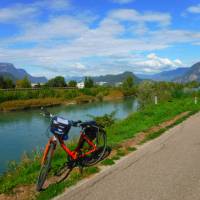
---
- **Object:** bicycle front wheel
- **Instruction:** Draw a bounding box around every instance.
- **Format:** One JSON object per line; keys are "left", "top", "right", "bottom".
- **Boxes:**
{"left": 36, "top": 142, "right": 55, "bottom": 191}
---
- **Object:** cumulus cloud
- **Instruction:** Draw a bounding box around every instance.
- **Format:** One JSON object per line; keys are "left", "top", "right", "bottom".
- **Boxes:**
{"left": 135, "top": 53, "right": 183, "bottom": 73}
{"left": 187, "top": 4, "right": 200, "bottom": 14}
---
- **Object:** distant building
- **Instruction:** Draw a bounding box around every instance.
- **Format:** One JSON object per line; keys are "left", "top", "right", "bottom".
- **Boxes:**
{"left": 115, "top": 82, "right": 122, "bottom": 86}
{"left": 77, "top": 82, "right": 84, "bottom": 89}
{"left": 31, "top": 83, "right": 45, "bottom": 88}
{"left": 96, "top": 81, "right": 107, "bottom": 86}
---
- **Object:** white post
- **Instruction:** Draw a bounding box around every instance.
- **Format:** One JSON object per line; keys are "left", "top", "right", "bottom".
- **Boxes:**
{"left": 195, "top": 96, "right": 197, "bottom": 104}
{"left": 155, "top": 96, "right": 158, "bottom": 105}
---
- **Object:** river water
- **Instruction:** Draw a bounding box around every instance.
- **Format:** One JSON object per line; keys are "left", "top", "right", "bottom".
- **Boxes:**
{"left": 0, "top": 98, "right": 138, "bottom": 174}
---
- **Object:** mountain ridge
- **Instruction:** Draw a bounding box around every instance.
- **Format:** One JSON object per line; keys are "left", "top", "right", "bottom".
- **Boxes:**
{"left": 174, "top": 62, "right": 200, "bottom": 82}
{"left": 136, "top": 67, "right": 189, "bottom": 81}
{"left": 0, "top": 63, "right": 47, "bottom": 83}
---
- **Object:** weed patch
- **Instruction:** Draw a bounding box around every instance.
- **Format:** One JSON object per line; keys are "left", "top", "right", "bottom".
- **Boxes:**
{"left": 101, "top": 159, "right": 115, "bottom": 166}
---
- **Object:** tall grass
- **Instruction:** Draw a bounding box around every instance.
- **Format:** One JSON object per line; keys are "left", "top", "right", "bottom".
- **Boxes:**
{"left": 0, "top": 87, "right": 111, "bottom": 104}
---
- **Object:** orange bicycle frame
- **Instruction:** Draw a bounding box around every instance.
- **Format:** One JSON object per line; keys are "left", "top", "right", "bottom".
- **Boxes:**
{"left": 41, "top": 131, "right": 97, "bottom": 164}
{"left": 60, "top": 131, "right": 97, "bottom": 160}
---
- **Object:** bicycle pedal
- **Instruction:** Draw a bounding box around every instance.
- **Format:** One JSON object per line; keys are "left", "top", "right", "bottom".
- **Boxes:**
{"left": 67, "top": 161, "right": 75, "bottom": 168}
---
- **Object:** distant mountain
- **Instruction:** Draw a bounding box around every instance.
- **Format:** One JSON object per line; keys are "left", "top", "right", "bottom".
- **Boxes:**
{"left": 93, "top": 71, "right": 140, "bottom": 84}
{"left": 0, "top": 63, "right": 47, "bottom": 83}
{"left": 174, "top": 62, "right": 200, "bottom": 82}
{"left": 66, "top": 71, "right": 141, "bottom": 85}
{"left": 65, "top": 76, "right": 84, "bottom": 82}
{"left": 137, "top": 67, "right": 189, "bottom": 81}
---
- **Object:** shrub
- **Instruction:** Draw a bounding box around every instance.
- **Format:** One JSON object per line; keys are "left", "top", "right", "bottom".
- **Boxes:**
{"left": 89, "top": 111, "right": 116, "bottom": 127}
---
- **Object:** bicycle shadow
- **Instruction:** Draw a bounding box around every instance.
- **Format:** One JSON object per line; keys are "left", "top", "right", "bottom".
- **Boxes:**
{"left": 42, "top": 146, "right": 112, "bottom": 191}
{"left": 42, "top": 166, "right": 73, "bottom": 190}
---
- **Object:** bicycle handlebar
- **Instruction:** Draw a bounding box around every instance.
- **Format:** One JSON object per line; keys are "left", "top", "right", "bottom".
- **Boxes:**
{"left": 71, "top": 120, "right": 82, "bottom": 127}
{"left": 40, "top": 107, "right": 82, "bottom": 127}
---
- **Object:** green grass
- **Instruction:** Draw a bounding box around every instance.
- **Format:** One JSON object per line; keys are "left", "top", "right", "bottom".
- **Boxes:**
{"left": 106, "top": 98, "right": 200, "bottom": 148}
{"left": 143, "top": 128, "right": 167, "bottom": 142}
{"left": 111, "top": 156, "right": 120, "bottom": 160}
{"left": 1, "top": 97, "right": 200, "bottom": 199}
{"left": 141, "top": 110, "right": 196, "bottom": 144}
{"left": 101, "top": 158, "right": 115, "bottom": 166}
{"left": 116, "top": 149, "right": 127, "bottom": 157}
{"left": 126, "top": 147, "right": 137, "bottom": 152}
{"left": 36, "top": 166, "right": 100, "bottom": 200}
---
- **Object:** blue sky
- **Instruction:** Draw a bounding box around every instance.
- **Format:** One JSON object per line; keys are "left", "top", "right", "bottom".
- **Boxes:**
{"left": 0, "top": 0, "right": 200, "bottom": 78}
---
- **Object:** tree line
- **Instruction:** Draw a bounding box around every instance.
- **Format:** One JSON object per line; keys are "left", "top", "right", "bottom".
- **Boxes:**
{"left": 0, "top": 76, "right": 95, "bottom": 89}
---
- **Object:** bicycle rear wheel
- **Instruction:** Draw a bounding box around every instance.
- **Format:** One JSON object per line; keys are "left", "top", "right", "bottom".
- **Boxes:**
{"left": 36, "top": 142, "right": 55, "bottom": 191}
{"left": 82, "top": 128, "right": 107, "bottom": 166}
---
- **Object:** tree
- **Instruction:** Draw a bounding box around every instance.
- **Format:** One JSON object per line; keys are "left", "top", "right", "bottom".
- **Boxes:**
{"left": 68, "top": 80, "right": 77, "bottom": 87}
{"left": 186, "top": 81, "right": 200, "bottom": 88}
{"left": 0, "top": 76, "right": 4, "bottom": 89}
{"left": 122, "top": 76, "right": 134, "bottom": 89}
{"left": 46, "top": 76, "right": 66, "bottom": 87}
{"left": 4, "top": 78, "right": 15, "bottom": 88}
{"left": 16, "top": 77, "right": 31, "bottom": 88}
{"left": 137, "top": 81, "right": 155, "bottom": 107}
{"left": 84, "top": 77, "right": 94, "bottom": 88}
{"left": 0, "top": 76, "right": 15, "bottom": 89}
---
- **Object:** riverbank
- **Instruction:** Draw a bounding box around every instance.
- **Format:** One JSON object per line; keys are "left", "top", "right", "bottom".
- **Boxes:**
{"left": 1, "top": 97, "right": 200, "bottom": 200}
{"left": 0, "top": 88, "right": 126, "bottom": 112}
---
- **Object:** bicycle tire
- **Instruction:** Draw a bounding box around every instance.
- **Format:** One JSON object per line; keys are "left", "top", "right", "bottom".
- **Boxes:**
{"left": 82, "top": 128, "right": 107, "bottom": 166}
{"left": 55, "top": 163, "right": 73, "bottom": 183}
{"left": 36, "top": 142, "right": 55, "bottom": 191}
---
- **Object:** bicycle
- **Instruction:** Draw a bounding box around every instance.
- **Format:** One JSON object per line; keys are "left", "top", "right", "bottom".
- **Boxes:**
{"left": 36, "top": 107, "right": 107, "bottom": 191}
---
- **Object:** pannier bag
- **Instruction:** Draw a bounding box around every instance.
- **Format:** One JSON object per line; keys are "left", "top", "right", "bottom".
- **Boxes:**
{"left": 84, "top": 122, "right": 99, "bottom": 140}
{"left": 50, "top": 117, "right": 71, "bottom": 140}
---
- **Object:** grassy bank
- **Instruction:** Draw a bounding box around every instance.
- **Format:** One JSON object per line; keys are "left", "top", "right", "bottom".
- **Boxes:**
{"left": 0, "top": 88, "right": 127, "bottom": 111}
{"left": 0, "top": 97, "right": 200, "bottom": 199}
{"left": 0, "top": 98, "right": 64, "bottom": 111}
{"left": 106, "top": 98, "right": 200, "bottom": 147}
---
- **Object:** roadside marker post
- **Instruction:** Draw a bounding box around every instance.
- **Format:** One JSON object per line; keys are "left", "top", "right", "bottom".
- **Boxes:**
{"left": 155, "top": 96, "right": 158, "bottom": 105}
{"left": 195, "top": 96, "right": 197, "bottom": 104}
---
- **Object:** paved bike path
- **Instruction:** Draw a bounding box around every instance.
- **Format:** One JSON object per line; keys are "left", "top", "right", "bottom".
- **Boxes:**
{"left": 55, "top": 112, "right": 200, "bottom": 200}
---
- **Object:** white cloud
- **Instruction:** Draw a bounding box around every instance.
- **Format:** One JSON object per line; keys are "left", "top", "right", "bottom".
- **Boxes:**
{"left": 109, "top": 9, "right": 171, "bottom": 26}
{"left": 0, "top": 0, "right": 70, "bottom": 23}
{"left": 111, "top": 0, "right": 135, "bottom": 4}
{"left": 0, "top": 4, "right": 38, "bottom": 23}
{"left": 187, "top": 4, "right": 200, "bottom": 14}
{"left": 74, "top": 63, "right": 86, "bottom": 70}
{"left": 135, "top": 53, "right": 183, "bottom": 73}
{"left": 14, "top": 16, "right": 89, "bottom": 42}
